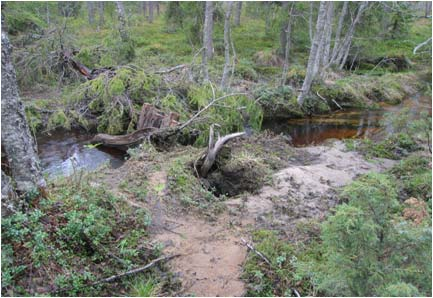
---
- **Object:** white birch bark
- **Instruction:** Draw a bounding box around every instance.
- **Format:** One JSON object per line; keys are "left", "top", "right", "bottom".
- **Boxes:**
{"left": 321, "top": 2, "right": 335, "bottom": 68}
{"left": 221, "top": 1, "right": 234, "bottom": 90}
{"left": 142, "top": 1, "right": 147, "bottom": 16}
{"left": 98, "top": 1, "right": 104, "bottom": 29}
{"left": 234, "top": 2, "right": 242, "bottom": 27}
{"left": 115, "top": 1, "right": 129, "bottom": 42}
{"left": 309, "top": 2, "right": 314, "bottom": 44}
{"left": 87, "top": 2, "right": 95, "bottom": 25}
{"left": 330, "top": 2, "right": 368, "bottom": 68}
{"left": 203, "top": 1, "right": 214, "bottom": 60}
{"left": 148, "top": 1, "right": 154, "bottom": 23}
{"left": 330, "top": 1, "right": 348, "bottom": 64}
{"left": 281, "top": 3, "right": 295, "bottom": 86}
{"left": 297, "top": 1, "right": 329, "bottom": 106}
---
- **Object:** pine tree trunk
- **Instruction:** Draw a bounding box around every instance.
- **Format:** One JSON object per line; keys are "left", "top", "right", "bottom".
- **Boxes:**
{"left": 281, "top": 3, "right": 295, "bottom": 86}
{"left": 115, "top": 1, "right": 129, "bottom": 42}
{"left": 87, "top": 2, "right": 95, "bottom": 25}
{"left": 221, "top": 1, "right": 234, "bottom": 89}
{"left": 297, "top": 1, "right": 329, "bottom": 106}
{"left": 234, "top": 2, "right": 242, "bottom": 26}
{"left": 203, "top": 1, "right": 214, "bottom": 61}
{"left": 1, "top": 19, "right": 46, "bottom": 198}
{"left": 148, "top": 1, "right": 154, "bottom": 23}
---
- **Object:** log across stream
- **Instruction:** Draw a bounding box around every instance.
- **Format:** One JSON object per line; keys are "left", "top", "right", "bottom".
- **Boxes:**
{"left": 36, "top": 95, "right": 430, "bottom": 178}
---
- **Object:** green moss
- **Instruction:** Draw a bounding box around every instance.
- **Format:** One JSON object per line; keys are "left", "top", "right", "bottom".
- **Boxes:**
{"left": 47, "top": 110, "right": 71, "bottom": 130}
{"left": 255, "top": 85, "right": 303, "bottom": 119}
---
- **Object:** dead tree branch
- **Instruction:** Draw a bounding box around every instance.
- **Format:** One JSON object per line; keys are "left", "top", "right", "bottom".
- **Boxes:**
{"left": 413, "top": 37, "right": 432, "bottom": 55}
{"left": 199, "top": 124, "right": 245, "bottom": 177}
{"left": 52, "top": 254, "right": 180, "bottom": 294}
{"left": 155, "top": 64, "right": 187, "bottom": 74}
{"left": 178, "top": 92, "right": 247, "bottom": 131}
{"left": 241, "top": 237, "right": 271, "bottom": 266}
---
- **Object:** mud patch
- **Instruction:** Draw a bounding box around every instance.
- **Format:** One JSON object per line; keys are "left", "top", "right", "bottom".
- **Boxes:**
{"left": 151, "top": 213, "right": 247, "bottom": 297}
{"left": 226, "top": 140, "right": 396, "bottom": 242}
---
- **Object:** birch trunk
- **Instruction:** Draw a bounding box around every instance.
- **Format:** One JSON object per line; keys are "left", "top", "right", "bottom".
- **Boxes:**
{"left": 156, "top": 1, "right": 160, "bottom": 15}
{"left": 281, "top": 4, "right": 295, "bottom": 86}
{"left": 321, "top": 2, "right": 335, "bottom": 69}
{"left": 115, "top": 1, "right": 129, "bottom": 42}
{"left": 330, "top": 2, "right": 367, "bottom": 68}
{"left": 330, "top": 1, "right": 348, "bottom": 64}
{"left": 203, "top": 1, "right": 214, "bottom": 61}
{"left": 221, "top": 2, "right": 234, "bottom": 90}
{"left": 1, "top": 19, "right": 46, "bottom": 197}
{"left": 308, "top": 2, "right": 314, "bottom": 44}
{"left": 265, "top": 2, "right": 271, "bottom": 34}
{"left": 142, "top": 1, "right": 147, "bottom": 16}
{"left": 425, "top": 2, "right": 432, "bottom": 18}
{"left": 98, "top": 2, "right": 104, "bottom": 29}
{"left": 234, "top": 2, "right": 242, "bottom": 27}
{"left": 87, "top": 2, "right": 95, "bottom": 25}
{"left": 297, "top": 1, "right": 329, "bottom": 106}
{"left": 148, "top": 1, "right": 154, "bottom": 23}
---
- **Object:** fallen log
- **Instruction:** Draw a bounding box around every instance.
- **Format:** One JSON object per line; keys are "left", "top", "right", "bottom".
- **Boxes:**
{"left": 90, "top": 93, "right": 245, "bottom": 151}
{"left": 90, "top": 128, "right": 158, "bottom": 150}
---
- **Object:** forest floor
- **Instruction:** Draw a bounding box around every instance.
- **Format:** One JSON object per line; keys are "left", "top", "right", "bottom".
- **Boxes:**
{"left": 96, "top": 138, "right": 396, "bottom": 296}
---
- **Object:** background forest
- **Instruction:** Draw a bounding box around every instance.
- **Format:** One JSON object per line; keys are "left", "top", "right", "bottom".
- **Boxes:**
{"left": 1, "top": 1, "right": 432, "bottom": 297}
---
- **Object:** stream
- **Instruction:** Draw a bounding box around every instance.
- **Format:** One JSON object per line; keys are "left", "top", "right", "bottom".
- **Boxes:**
{"left": 37, "top": 129, "right": 126, "bottom": 178}
{"left": 37, "top": 95, "right": 431, "bottom": 177}
{"left": 263, "top": 94, "right": 431, "bottom": 146}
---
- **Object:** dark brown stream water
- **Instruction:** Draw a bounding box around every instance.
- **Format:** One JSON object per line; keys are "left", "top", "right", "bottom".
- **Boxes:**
{"left": 263, "top": 95, "right": 431, "bottom": 146}
{"left": 37, "top": 95, "right": 431, "bottom": 177}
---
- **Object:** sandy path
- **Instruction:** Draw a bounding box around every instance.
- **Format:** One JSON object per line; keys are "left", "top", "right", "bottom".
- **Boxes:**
{"left": 100, "top": 140, "right": 395, "bottom": 296}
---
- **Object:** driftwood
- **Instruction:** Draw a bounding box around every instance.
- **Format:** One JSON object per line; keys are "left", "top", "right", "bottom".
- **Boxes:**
{"left": 90, "top": 128, "right": 158, "bottom": 150}
{"left": 90, "top": 103, "right": 179, "bottom": 150}
{"left": 199, "top": 124, "right": 245, "bottom": 177}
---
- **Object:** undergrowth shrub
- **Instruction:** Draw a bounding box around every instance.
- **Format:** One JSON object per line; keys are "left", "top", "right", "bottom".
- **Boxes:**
{"left": 1, "top": 176, "right": 157, "bottom": 296}
{"left": 242, "top": 230, "right": 296, "bottom": 297}
{"left": 297, "top": 173, "right": 432, "bottom": 296}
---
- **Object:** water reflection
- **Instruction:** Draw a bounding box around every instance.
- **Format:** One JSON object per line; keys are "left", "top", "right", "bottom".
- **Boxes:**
{"left": 263, "top": 95, "right": 431, "bottom": 146}
{"left": 37, "top": 129, "right": 126, "bottom": 178}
